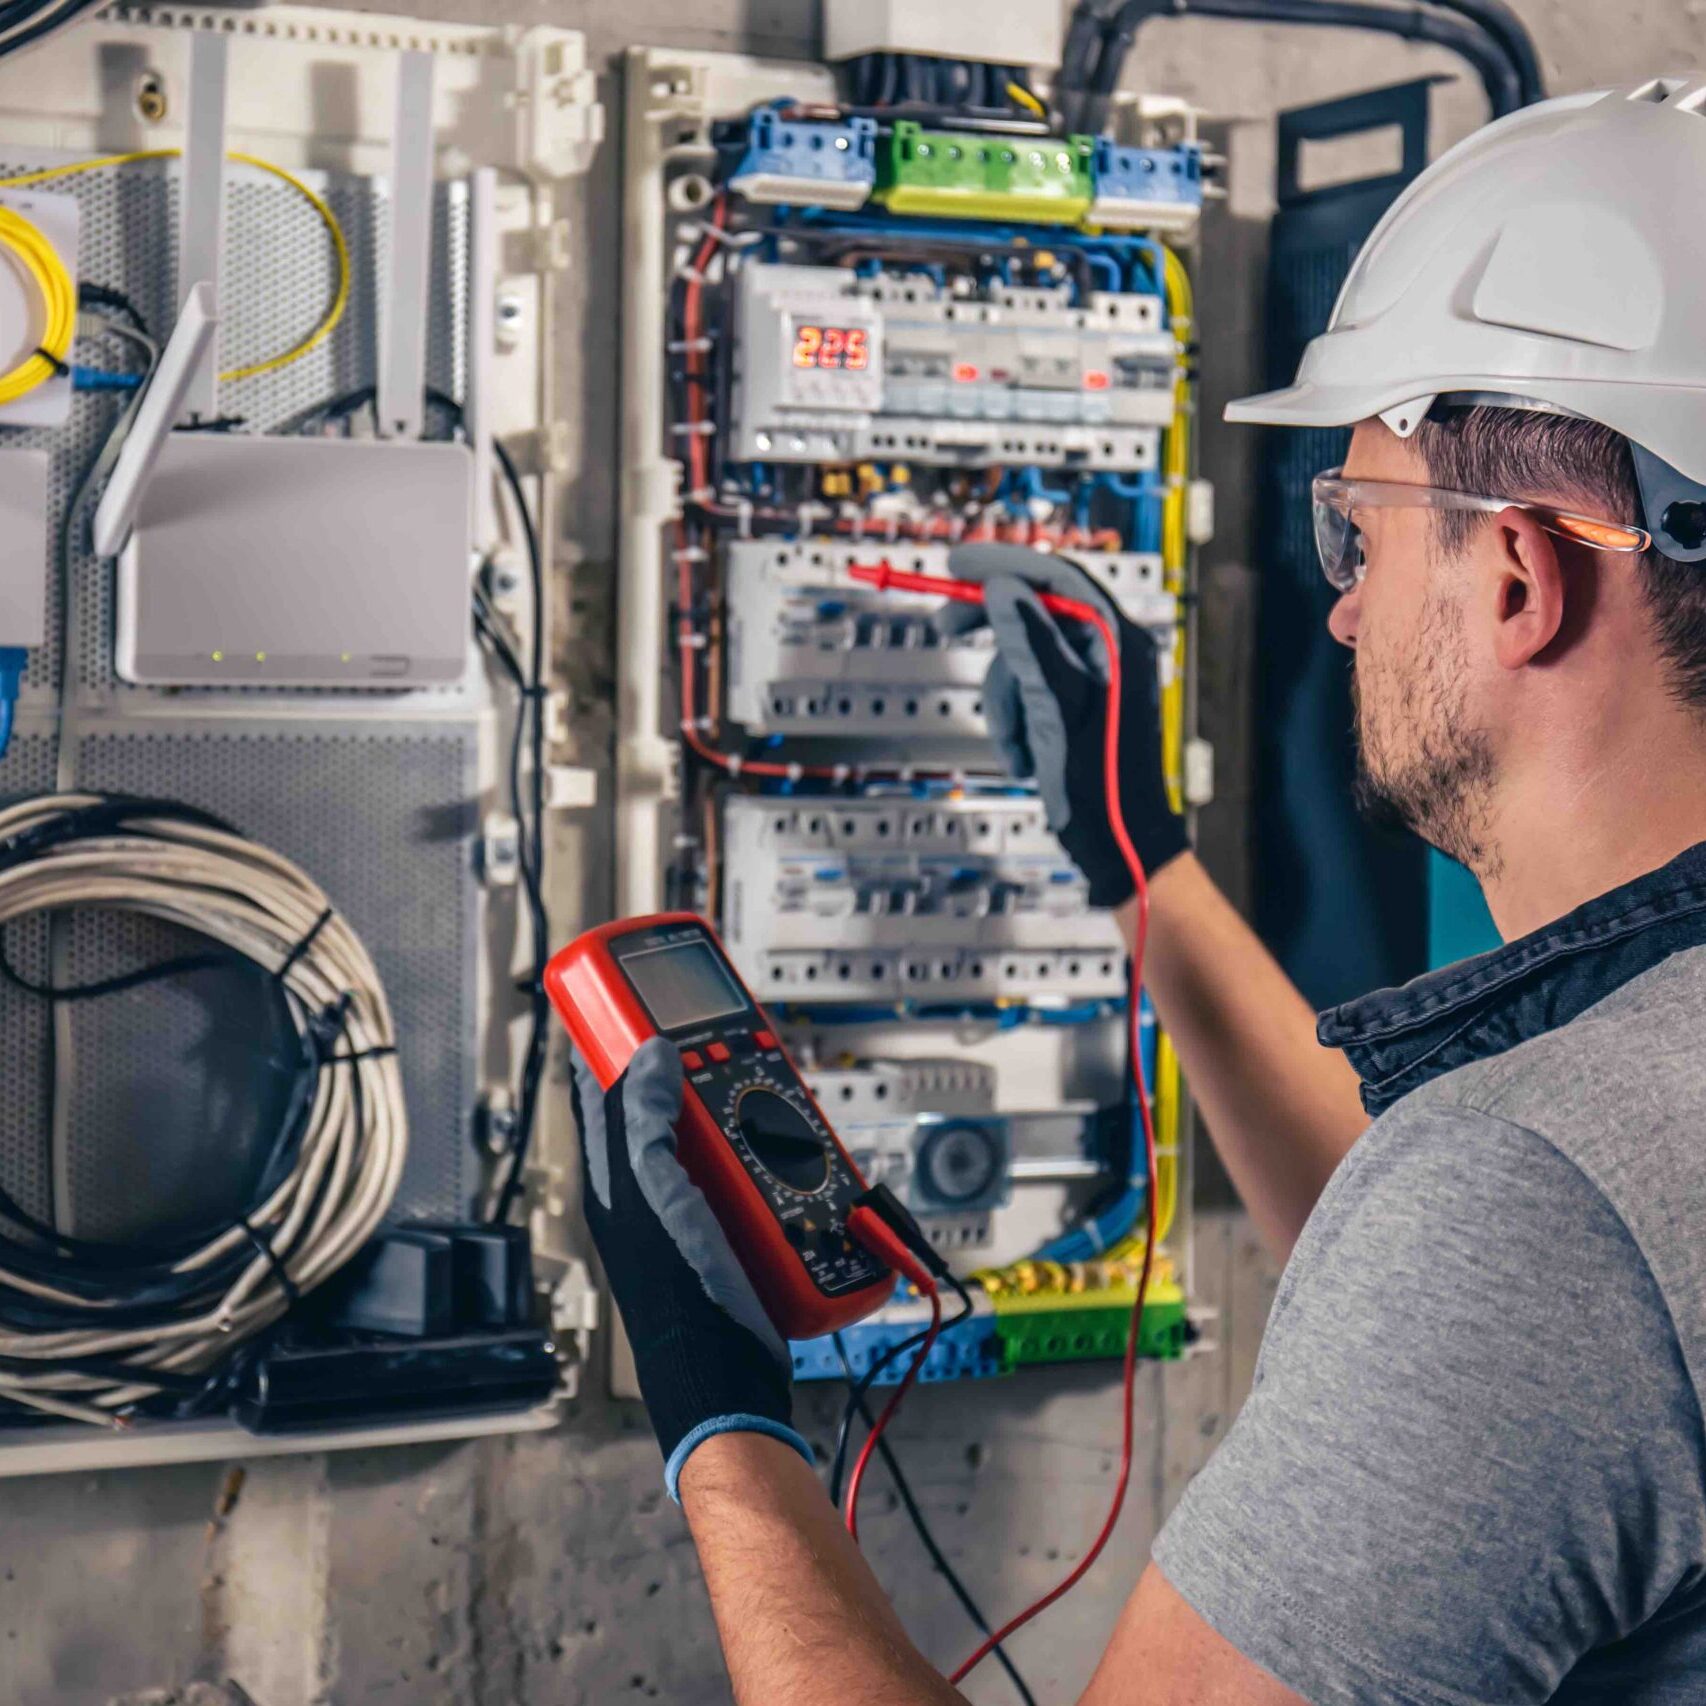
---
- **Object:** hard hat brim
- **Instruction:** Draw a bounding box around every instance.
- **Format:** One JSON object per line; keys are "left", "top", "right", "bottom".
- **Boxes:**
{"left": 1226, "top": 376, "right": 1706, "bottom": 488}
{"left": 1222, "top": 381, "right": 1428, "bottom": 431}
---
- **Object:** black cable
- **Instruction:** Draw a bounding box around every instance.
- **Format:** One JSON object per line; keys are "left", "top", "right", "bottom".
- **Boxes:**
{"left": 829, "top": 1278, "right": 975, "bottom": 1508}
{"left": 76, "top": 283, "right": 153, "bottom": 341}
{"left": 0, "top": 0, "right": 104, "bottom": 61}
{"left": 1426, "top": 0, "right": 1544, "bottom": 101}
{"left": 1188, "top": 0, "right": 1522, "bottom": 115}
{"left": 490, "top": 434, "right": 550, "bottom": 1226}
{"left": 832, "top": 1334, "right": 1038, "bottom": 1706}
{"left": 0, "top": 922, "right": 233, "bottom": 1000}
{"left": 1067, "top": 0, "right": 1524, "bottom": 130}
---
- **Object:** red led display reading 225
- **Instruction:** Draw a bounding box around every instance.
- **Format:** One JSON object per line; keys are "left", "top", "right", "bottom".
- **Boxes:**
{"left": 792, "top": 324, "right": 870, "bottom": 371}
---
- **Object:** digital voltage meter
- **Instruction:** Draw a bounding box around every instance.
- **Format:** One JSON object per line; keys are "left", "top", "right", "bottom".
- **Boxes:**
{"left": 545, "top": 913, "right": 893, "bottom": 1339}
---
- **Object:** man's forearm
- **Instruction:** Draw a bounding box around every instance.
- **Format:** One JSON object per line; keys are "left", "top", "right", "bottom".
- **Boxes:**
{"left": 1121, "top": 853, "right": 1368, "bottom": 1257}
{"left": 680, "top": 1432, "right": 964, "bottom": 1706}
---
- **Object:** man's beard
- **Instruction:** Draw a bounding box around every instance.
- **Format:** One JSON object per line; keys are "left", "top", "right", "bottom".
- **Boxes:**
{"left": 1350, "top": 598, "right": 1499, "bottom": 877}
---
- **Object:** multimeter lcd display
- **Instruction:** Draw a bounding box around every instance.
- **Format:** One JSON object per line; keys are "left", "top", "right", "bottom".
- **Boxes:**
{"left": 790, "top": 324, "right": 870, "bottom": 371}
{"left": 619, "top": 938, "right": 750, "bottom": 1032}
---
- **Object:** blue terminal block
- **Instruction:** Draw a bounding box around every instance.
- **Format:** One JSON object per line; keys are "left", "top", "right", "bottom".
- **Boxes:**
{"left": 728, "top": 108, "right": 877, "bottom": 211}
{"left": 1088, "top": 139, "right": 1203, "bottom": 235}
{"left": 792, "top": 1292, "right": 1005, "bottom": 1386}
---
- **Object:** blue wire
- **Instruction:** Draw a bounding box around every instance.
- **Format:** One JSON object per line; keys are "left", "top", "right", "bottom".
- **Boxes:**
{"left": 71, "top": 366, "right": 143, "bottom": 392}
{"left": 1025, "top": 465, "right": 1073, "bottom": 505}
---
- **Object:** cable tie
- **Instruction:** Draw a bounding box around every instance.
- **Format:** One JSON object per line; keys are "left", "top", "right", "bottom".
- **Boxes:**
{"left": 665, "top": 337, "right": 714, "bottom": 355}
{"left": 274, "top": 905, "right": 335, "bottom": 985}
{"left": 33, "top": 347, "right": 69, "bottom": 378}
{"left": 306, "top": 990, "right": 356, "bottom": 1057}
{"left": 669, "top": 421, "right": 716, "bottom": 439}
{"left": 785, "top": 762, "right": 803, "bottom": 783}
{"left": 725, "top": 755, "right": 744, "bottom": 777}
{"left": 676, "top": 264, "right": 707, "bottom": 285}
{"left": 830, "top": 763, "right": 851, "bottom": 784}
{"left": 678, "top": 630, "right": 707, "bottom": 651}
{"left": 332, "top": 1043, "right": 398, "bottom": 1065}
{"left": 235, "top": 1214, "right": 301, "bottom": 1308}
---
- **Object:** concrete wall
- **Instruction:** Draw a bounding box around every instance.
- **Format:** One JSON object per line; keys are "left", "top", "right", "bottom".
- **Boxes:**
{"left": 0, "top": 3, "right": 1662, "bottom": 1702}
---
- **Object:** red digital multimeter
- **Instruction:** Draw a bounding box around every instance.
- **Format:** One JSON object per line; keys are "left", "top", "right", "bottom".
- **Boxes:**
{"left": 545, "top": 912, "right": 894, "bottom": 1340}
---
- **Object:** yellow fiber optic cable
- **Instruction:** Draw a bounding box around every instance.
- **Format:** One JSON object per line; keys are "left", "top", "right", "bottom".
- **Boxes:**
{"left": 0, "top": 202, "right": 75, "bottom": 406}
{"left": 0, "top": 150, "right": 350, "bottom": 383}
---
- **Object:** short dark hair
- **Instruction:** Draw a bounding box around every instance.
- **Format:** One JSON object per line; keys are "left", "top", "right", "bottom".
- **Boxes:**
{"left": 1412, "top": 404, "right": 1706, "bottom": 709}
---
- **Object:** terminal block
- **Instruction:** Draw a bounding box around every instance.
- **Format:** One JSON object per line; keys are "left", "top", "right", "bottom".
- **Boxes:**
{"left": 723, "top": 538, "right": 1175, "bottom": 742}
{"left": 1088, "top": 140, "right": 1204, "bottom": 235}
{"left": 991, "top": 1273, "right": 1188, "bottom": 1366}
{"left": 721, "top": 792, "right": 1128, "bottom": 1005}
{"left": 729, "top": 262, "right": 1173, "bottom": 466}
{"left": 725, "top": 108, "right": 877, "bottom": 209}
{"left": 791, "top": 1290, "right": 1005, "bottom": 1385}
{"left": 875, "top": 123, "right": 1095, "bottom": 224}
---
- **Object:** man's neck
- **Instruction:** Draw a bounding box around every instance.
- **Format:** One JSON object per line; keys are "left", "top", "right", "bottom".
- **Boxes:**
{"left": 1478, "top": 700, "right": 1706, "bottom": 941}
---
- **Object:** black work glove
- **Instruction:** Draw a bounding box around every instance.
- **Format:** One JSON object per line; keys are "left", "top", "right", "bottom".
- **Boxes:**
{"left": 937, "top": 543, "right": 1188, "bottom": 907}
{"left": 571, "top": 1038, "right": 809, "bottom": 1498}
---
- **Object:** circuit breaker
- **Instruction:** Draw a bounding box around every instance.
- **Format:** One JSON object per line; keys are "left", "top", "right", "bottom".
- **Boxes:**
{"left": 723, "top": 792, "right": 1127, "bottom": 1003}
{"left": 723, "top": 538, "right": 1174, "bottom": 741}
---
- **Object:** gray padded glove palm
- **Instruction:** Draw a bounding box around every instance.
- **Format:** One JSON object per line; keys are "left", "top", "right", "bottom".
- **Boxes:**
{"left": 572, "top": 1038, "right": 810, "bottom": 1498}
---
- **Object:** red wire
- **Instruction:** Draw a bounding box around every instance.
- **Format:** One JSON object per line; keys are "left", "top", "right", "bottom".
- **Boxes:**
{"left": 843, "top": 565, "right": 1157, "bottom": 1684}
{"left": 842, "top": 1281, "right": 943, "bottom": 1542}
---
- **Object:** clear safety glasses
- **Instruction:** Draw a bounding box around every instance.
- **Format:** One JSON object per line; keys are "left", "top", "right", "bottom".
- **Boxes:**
{"left": 1310, "top": 467, "right": 1653, "bottom": 594}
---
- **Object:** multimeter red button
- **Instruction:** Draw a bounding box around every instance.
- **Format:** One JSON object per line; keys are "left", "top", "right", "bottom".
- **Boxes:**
{"left": 680, "top": 1049, "right": 705, "bottom": 1072}
{"left": 754, "top": 1029, "right": 778, "bottom": 1051}
{"left": 706, "top": 1041, "right": 732, "bottom": 1063}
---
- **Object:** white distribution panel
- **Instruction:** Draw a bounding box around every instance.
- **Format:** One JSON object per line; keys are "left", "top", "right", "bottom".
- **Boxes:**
{"left": 722, "top": 792, "right": 1127, "bottom": 1003}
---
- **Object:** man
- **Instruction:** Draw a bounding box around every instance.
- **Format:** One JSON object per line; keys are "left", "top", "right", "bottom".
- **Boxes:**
{"left": 575, "top": 77, "right": 1706, "bottom": 1702}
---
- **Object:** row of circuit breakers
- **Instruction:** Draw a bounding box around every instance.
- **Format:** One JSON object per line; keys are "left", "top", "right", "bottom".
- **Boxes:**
{"left": 732, "top": 264, "right": 1174, "bottom": 466}
{"left": 663, "top": 88, "right": 1202, "bottom": 1347}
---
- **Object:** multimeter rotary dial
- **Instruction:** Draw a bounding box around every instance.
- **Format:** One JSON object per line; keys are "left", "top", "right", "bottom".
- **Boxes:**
{"left": 733, "top": 1086, "right": 832, "bottom": 1194}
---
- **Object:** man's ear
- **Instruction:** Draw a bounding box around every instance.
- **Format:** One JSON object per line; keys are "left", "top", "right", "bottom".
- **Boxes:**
{"left": 1486, "top": 505, "right": 1568, "bottom": 670}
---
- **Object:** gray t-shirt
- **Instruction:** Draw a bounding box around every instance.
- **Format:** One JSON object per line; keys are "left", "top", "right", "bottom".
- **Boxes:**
{"left": 1154, "top": 946, "right": 1706, "bottom": 1704}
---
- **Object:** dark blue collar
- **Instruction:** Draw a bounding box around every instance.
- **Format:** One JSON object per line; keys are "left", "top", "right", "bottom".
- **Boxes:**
{"left": 1318, "top": 840, "right": 1706, "bottom": 1115}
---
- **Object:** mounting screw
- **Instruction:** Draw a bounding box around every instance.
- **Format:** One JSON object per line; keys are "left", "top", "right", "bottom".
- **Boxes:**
{"left": 480, "top": 1091, "right": 519, "bottom": 1156}
{"left": 136, "top": 72, "right": 168, "bottom": 124}
{"left": 495, "top": 291, "right": 529, "bottom": 351}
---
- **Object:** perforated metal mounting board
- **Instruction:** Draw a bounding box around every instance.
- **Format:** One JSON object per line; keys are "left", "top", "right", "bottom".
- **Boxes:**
{"left": 0, "top": 160, "right": 482, "bottom": 1242}
{"left": 0, "top": 8, "right": 602, "bottom": 1470}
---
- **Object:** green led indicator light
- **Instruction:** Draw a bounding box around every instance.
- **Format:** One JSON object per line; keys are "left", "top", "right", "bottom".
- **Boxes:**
{"left": 210, "top": 650, "right": 223, "bottom": 663}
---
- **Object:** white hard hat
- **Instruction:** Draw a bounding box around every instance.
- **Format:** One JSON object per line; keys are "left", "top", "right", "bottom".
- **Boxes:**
{"left": 1228, "top": 75, "right": 1706, "bottom": 558}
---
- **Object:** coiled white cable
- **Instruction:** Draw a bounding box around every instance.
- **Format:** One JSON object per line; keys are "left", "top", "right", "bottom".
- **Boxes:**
{"left": 0, "top": 794, "right": 408, "bottom": 1426}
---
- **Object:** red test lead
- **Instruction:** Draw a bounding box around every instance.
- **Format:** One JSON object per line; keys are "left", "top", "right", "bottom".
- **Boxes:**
{"left": 847, "top": 557, "right": 1160, "bottom": 1686}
